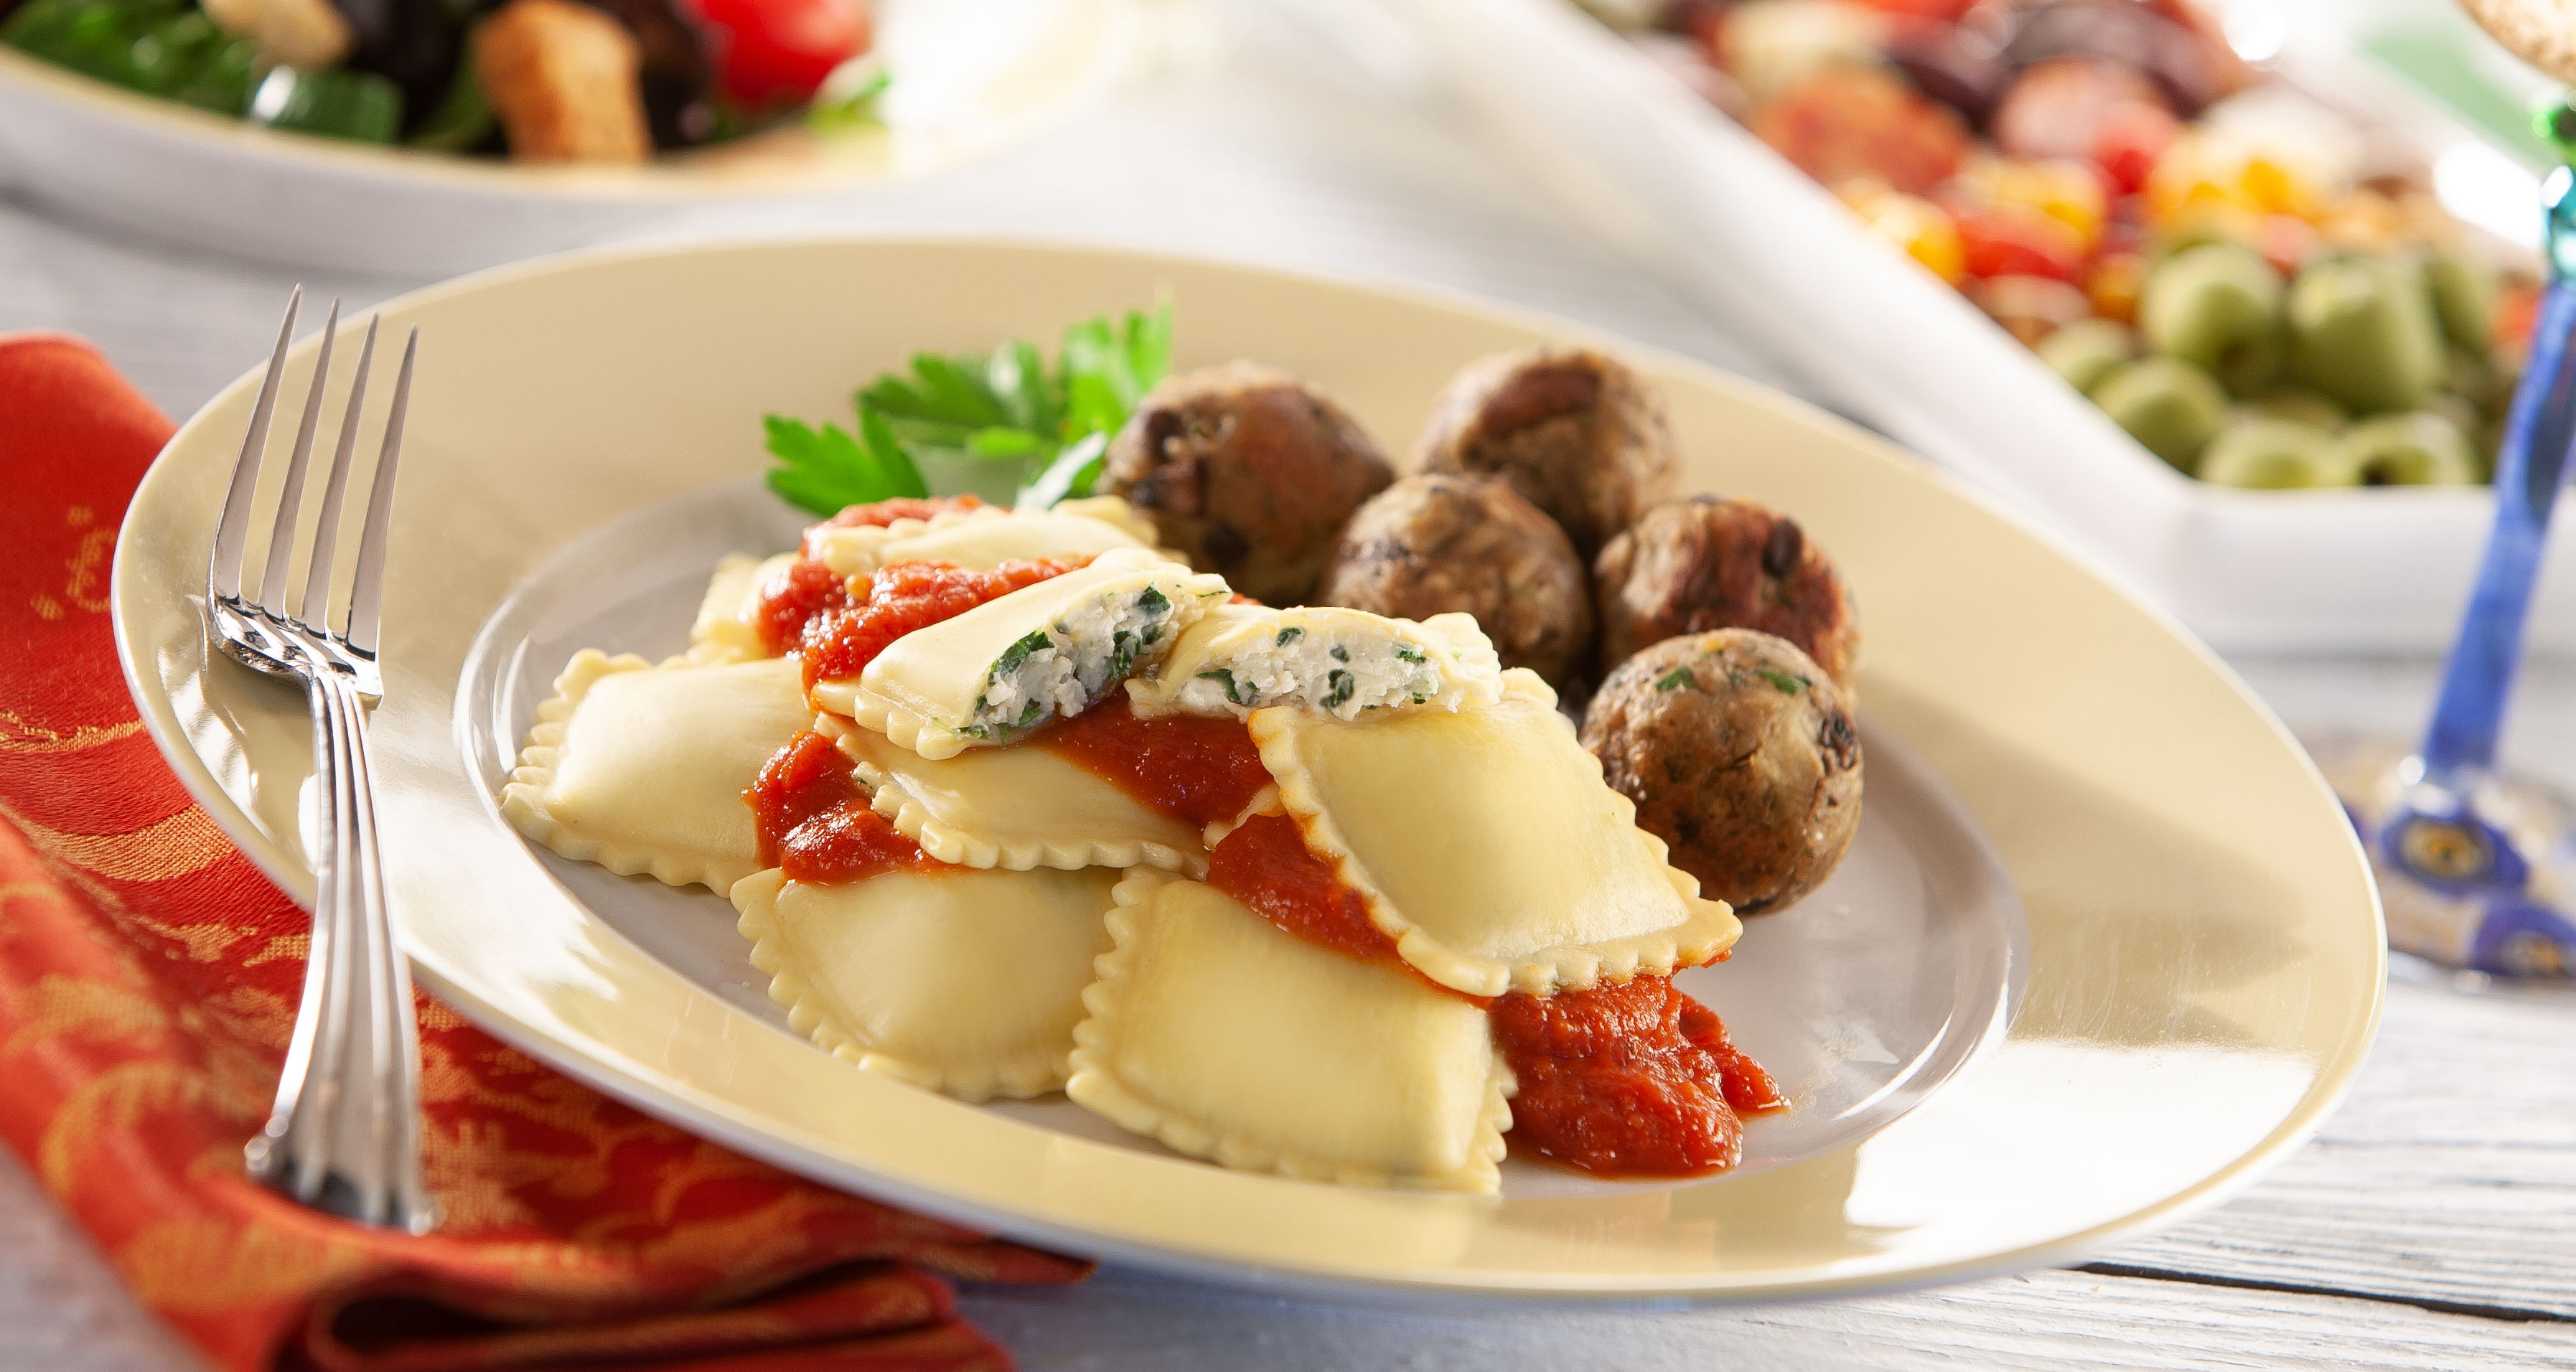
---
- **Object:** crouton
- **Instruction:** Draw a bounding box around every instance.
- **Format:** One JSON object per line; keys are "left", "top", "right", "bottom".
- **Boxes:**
{"left": 475, "top": 0, "right": 652, "bottom": 164}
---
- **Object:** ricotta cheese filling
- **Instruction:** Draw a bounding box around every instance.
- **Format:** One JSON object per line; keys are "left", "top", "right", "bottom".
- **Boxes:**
{"left": 969, "top": 581, "right": 1191, "bottom": 738}
{"left": 1128, "top": 605, "right": 1503, "bottom": 722}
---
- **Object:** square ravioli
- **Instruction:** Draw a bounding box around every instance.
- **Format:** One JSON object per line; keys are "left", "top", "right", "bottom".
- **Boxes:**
{"left": 815, "top": 548, "right": 1229, "bottom": 758}
{"left": 823, "top": 715, "right": 1207, "bottom": 875}
{"left": 734, "top": 865, "right": 1118, "bottom": 1101}
{"left": 807, "top": 500, "right": 1156, "bottom": 579}
{"left": 1067, "top": 869, "right": 1514, "bottom": 1193}
{"left": 688, "top": 550, "right": 797, "bottom": 664}
{"left": 501, "top": 652, "right": 815, "bottom": 892}
{"left": 1250, "top": 669, "right": 1741, "bottom": 997}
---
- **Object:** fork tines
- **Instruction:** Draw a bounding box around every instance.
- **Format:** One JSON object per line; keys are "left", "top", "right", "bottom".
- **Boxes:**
{"left": 207, "top": 287, "right": 417, "bottom": 667}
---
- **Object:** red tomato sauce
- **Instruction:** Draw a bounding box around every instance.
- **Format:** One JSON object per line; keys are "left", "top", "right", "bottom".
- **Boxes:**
{"left": 1205, "top": 812, "right": 1404, "bottom": 967}
{"left": 1488, "top": 976, "right": 1782, "bottom": 1179}
{"left": 767, "top": 556, "right": 1091, "bottom": 692}
{"left": 743, "top": 730, "right": 944, "bottom": 885}
{"left": 755, "top": 558, "right": 851, "bottom": 656}
{"left": 1042, "top": 696, "right": 1273, "bottom": 827}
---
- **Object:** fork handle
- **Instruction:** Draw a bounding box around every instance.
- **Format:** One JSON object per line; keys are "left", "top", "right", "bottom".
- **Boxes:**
{"left": 244, "top": 662, "right": 436, "bottom": 1234}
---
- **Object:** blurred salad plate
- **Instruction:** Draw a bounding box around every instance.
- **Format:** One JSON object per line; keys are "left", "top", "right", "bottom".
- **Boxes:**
{"left": 0, "top": 0, "right": 1159, "bottom": 273}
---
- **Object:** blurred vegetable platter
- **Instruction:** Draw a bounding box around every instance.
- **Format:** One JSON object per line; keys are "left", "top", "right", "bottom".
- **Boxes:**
{"left": 1589, "top": 0, "right": 2544, "bottom": 492}
{"left": 0, "top": 0, "right": 880, "bottom": 159}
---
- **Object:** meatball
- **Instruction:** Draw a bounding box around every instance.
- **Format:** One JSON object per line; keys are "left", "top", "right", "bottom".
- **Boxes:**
{"left": 1583, "top": 630, "right": 1863, "bottom": 913}
{"left": 1413, "top": 346, "right": 1682, "bottom": 558}
{"left": 1315, "top": 473, "right": 1593, "bottom": 690}
{"left": 1593, "top": 496, "right": 1858, "bottom": 685}
{"left": 1098, "top": 362, "right": 1394, "bottom": 606}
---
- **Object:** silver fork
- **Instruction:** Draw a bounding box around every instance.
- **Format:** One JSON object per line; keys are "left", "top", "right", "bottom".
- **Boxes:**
{"left": 210, "top": 288, "right": 436, "bottom": 1234}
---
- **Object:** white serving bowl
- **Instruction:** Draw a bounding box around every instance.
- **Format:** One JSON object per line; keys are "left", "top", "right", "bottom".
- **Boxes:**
{"left": 0, "top": 0, "right": 1153, "bottom": 274}
{"left": 1382, "top": 0, "right": 2576, "bottom": 653}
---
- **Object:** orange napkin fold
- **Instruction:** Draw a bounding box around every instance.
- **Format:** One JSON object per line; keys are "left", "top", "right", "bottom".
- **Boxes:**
{"left": 0, "top": 334, "right": 1090, "bottom": 1372}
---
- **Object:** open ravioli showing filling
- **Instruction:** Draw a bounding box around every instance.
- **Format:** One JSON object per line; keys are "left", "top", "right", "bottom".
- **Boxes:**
{"left": 817, "top": 547, "right": 1229, "bottom": 758}
{"left": 807, "top": 499, "right": 1158, "bottom": 579}
{"left": 823, "top": 715, "right": 1208, "bottom": 875}
{"left": 1068, "top": 869, "right": 1514, "bottom": 1192}
{"left": 502, "top": 652, "right": 817, "bottom": 892}
{"left": 688, "top": 551, "right": 800, "bottom": 665}
{"left": 1252, "top": 669, "right": 1741, "bottom": 997}
{"left": 734, "top": 865, "right": 1118, "bottom": 1101}
{"left": 1128, "top": 604, "right": 1503, "bottom": 721}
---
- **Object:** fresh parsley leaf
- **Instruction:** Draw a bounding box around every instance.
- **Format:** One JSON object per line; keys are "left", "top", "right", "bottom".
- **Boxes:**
{"left": 1756, "top": 668, "right": 1807, "bottom": 695}
{"left": 766, "top": 299, "right": 1175, "bottom": 517}
{"left": 1275, "top": 626, "right": 1303, "bottom": 647}
{"left": 806, "top": 64, "right": 889, "bottom": 137}
{"left": 1329, "top": 645, "right": 1349, "bottom": 662}
{"left": 1393, "top": 644, "right": 1425, "bottom": 663}
{"left": 1019, "top": 431, "right": 1109, "bottom": 509}
{"left": 1323, "top": 669, "right": 1355, "bottom": 710}
{"left": 1137, "top": 586, "right": 1170, "bottom": 616}
{"left": 1654, "top": 667, "right": 1702, "bottom": 692}
{"left": 762, "top": 411, "right": 927, "bottom": 515}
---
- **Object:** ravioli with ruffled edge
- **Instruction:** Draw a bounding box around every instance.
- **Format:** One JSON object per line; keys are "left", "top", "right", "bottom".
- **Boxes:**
{"left": 498, "top": 496, "right": 1761, "bottom": 1194}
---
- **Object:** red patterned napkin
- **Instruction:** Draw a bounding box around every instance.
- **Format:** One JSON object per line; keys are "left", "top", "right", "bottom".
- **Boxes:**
{"left": 0, "top": 334, "right": 1089, "bottom": 1372}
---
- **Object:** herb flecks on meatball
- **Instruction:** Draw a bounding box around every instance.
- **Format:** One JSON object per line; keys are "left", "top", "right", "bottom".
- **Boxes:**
{"left": 1593, "top": 496, "right": 1858, "bottom": 686}
{"left": 1316, "top": 473, "right": 1593, "bottom": 691}
{"left": 1583, "top": 630, "right": 1863, "bottom": 914}
{"left": 1413, "top": 346, "right": 1682, "bottom": 559}
{"left": 1100, "top": 361, "right": 1395, "bottom": 606}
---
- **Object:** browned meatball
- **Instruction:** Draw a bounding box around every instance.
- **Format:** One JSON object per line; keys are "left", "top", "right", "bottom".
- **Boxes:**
{"left": 1594, "top": 496, "right": 1859, "bottom": 685}
{"left": 1099, "top": 361, "right": 1395, "bottom": 605}
{"left": 1315, "top": 473, "right": 1593, "bottom": 690}
{"left": 1583, "top": 630, "right": 1863, "bottom": 913}
{"left": 1413, "top": 346, "right": 1681, "bottom": 558}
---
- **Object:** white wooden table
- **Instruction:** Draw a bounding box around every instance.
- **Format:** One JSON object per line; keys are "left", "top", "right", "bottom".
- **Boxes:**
{"left": 4, "top": 3, "right": 2573, "bottom": 1366}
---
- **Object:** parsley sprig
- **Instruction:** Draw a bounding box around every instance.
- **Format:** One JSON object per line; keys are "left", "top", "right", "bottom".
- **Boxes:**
{"left": 762, "top": 302, "right": 1175, "bottom": 517}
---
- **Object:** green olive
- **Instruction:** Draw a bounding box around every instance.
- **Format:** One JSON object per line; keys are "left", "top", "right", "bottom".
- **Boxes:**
{"left": 2038, "top": 318, "right": 2138, "bottom": 395}
{"left": 2336, "top": 411, "right": 2481, "bottom": 487}
{"left": 2094, "top": 357, "right": 2231, "bottom": 474}
{"left": 2424, "top": 252, "right": 2493, "bottom": 353}
{"left": 2288, "top": 255, "right": 2445, "bottom": 415}
{"left": 2142, "top": 243, "right": 2287, "bottom": 398}
{"left": 2242, "top": 389, "right": 2345, "bottom": 429}
{"left": 2198, "top": 416, "right": 2351, "bottom": 490}
{"left": 2422, "top": 391, "right": 2482, "bottom": 446}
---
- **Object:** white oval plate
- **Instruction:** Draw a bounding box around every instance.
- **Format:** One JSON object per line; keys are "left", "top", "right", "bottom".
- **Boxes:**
{"left": 110, "top": 238, "right": 2383, "bottom": 1302}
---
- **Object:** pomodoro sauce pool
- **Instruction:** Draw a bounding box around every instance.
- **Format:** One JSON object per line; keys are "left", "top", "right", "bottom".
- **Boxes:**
{"left": 1207, "top": 812, "right": 1408, "bottom": 966}
{"left": 744, "top": 730, "right": 943, "bottom": 885}
{"left": 1207, "top": 810, "right": 1780, "bottom": 1180}
{"left": 1489, "top": 976, "right": 1783, "bottom": 1179}
{"left": 760, "top": 555, "right": 1093, "bottom": 689}
{"left": 1044, "top": 696, "right": 1275, "bottom": 829}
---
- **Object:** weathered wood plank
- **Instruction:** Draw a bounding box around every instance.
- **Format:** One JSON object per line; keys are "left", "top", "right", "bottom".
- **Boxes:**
{"left": 960, "top": 1264, "right": 2576, "bottom": 1371}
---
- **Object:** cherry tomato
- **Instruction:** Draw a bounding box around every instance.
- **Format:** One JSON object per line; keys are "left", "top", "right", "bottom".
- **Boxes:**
{"left": 684, "top": 0, "right": 871, "bottom": 110}
{"left": 2090, "top": 102, "right": 2178, "bottom": 197}
{"left": 1951, "top": 202, "right": 2086, "bottom": 283}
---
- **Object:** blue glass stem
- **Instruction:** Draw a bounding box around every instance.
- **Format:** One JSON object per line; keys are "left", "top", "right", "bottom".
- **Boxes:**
{"left": 2420, "top": 276, "right": 2576, "bottom": 776}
